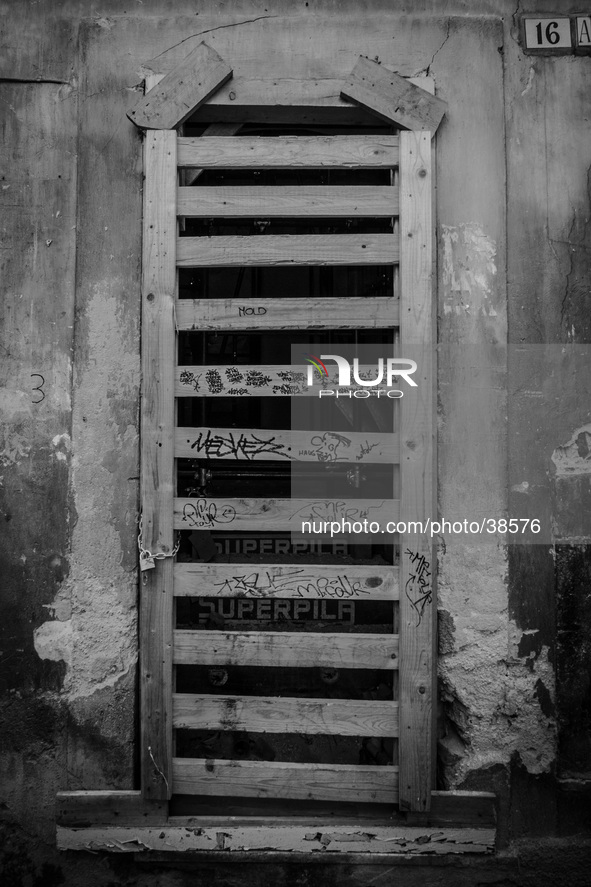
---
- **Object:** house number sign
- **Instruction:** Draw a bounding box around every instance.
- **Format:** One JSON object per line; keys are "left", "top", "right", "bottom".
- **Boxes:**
{"left": 522, "top": 15, "right": 591, "bottom": 54}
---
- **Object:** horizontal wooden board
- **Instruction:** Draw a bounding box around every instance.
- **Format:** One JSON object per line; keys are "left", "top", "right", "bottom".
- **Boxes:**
{"left": 177, "top": 186, "right": 398, "bottom": 218}
{"left": 174, "top": 497, "right": 399, "bottom": 532}
{"left": 173, "top": 563, "right": 399, "bottom": 600}
{"left": 58, "top": 823, "right": 496, "bottom": 854}
{"left": 139, "top": 74, "right": 433, "bottom": 124}
{"left": 177, "top": 135, "right": 399, "bottom": 169}
{"left": 194, "top": 75, "right": 433, "bottom": 110}
{"left": 173, "top": 630, "right": 398, "bottom": 669}
{"left": 56, "top": 787, "right": 495, "bottom": 830}
{"left": 175, "top": 427, "right": 398, "bottom": 463}
{"left": 172, "top": 758, "right": 398, "bottom": 803}
{"left": 175, "top": 364, "right": 404, "bottom": 397}
{"left": 176, "top": 234, "right": 398, "bottom": 267}
{"left": 56, "top": 791, "right": 166, "bottom": 828}
{"left": 173, "top": 694, "right": 398, "bottom": 737}
{"left": 175, "top": 296, "right": 400, "bottom": 330}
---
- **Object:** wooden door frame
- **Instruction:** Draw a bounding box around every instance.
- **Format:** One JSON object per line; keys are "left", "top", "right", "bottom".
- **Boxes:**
{"left": 55, "top": 64, "right": 496, "bottom": 856}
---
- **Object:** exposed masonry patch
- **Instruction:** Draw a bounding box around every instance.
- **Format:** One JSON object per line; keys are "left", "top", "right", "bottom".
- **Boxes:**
{"left": 34, "top": 289, "right": 139, "bottom": 700}
{"left": 551, "top": 424, "right": 591, "bottom": 476}
{"left": 441, "top": 223, "right": 498, "bottom": 316}
{"left": 34, "top": 619, "right": 72, "bottom": 665}
{"left": 437, "top": 543, "right": 556, "bottom": 785}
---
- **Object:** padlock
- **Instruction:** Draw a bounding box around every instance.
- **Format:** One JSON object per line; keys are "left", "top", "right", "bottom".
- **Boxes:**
{"left": 139, "top": 552, "right": 156, "bottom": 572}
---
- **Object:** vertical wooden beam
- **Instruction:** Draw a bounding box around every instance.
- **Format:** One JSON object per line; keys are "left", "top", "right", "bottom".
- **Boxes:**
{"left": 140, "top": 129, "right": 177, "bottom": 800}
{"left": 398, "top": 131, "right": 435, "bottom": 812}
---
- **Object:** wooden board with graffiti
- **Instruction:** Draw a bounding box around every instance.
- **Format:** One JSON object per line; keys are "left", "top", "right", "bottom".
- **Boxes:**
{"left": 175, "top": 427, "right": 399, "bottom": 463}
{"left": 173, "top": 496, "right": 399, "bottom": 532}
{"left": 174, "top": 562, "right": 399, "bottom": 600}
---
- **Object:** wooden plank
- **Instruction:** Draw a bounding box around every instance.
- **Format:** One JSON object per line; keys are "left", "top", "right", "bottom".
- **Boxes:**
{"left": 183, "top": 122, "right": 242, "bottom": 187}
{"left": 56, "top": 791, "right": 166, "bottom": 828}
{"left": 175, "top": 427, "right": 398, "bottom": 463}
{"left": 173, "top": 695, "right": 399, "bottom": 737}
{"left": 176, "top": 364, "right": 308, "bottom": 397}
{"left": 128, "top": 42, "right": 232, "bottom": 129}
{"left": 406, "top": 791, "right": 496, "bottom": 829}
{"left": 140, "top": 130, "right": 176, "bottom": 801}
{"left": 173, "top": 759, "right": 398, "bottom": 803}
{"left": 173, "top": 496, "right": 399, "bottom": 532}
{"left": 175, "top": 364, "right": 399, "bottom": 398}
{"left": 58, "top": 824, "right": 495, "bottom": 855}
{"left": 173, "top": 563, "right": 399, "bottom": 600}
{"left": 167, "top": 790, "right": 496, "bottom": 830}
{"left": 398, "top": 132, "right": 435, "bottom": 813}
{"left": 341, "top": 58, "right": 447, "bottom": 133}
{"left": 173, "top": 630, "right": 398, "bottom": 670}
{"left": 175, "top": 296, "right": 400, "bottom": 330}
{"left": 177, "top": 186, "right": 399, "bottom": 218}
{"left": 182, "top": 76, "right": 436, "bottom": 121}
{"left": 177, "top": 234, "right": 398, "bottom": 267}
{"left": 177, "top": 135, "right": 399, "bottom": 169}
{"left": 55, "top": 788, "right": 495, "bottom": 830}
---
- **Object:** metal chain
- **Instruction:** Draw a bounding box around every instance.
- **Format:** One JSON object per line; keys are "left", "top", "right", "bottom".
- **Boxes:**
{"left": 138, "top": 517, "right": 179, "bottom": 583}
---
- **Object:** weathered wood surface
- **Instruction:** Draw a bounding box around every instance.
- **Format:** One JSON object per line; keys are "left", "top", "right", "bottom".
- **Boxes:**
{"left": 196, "top": 75, "right": 432, "bottom": 106}
{"left": 175, "top": 297, "right": 400, "bottom": 330}
{"left": 173, "top": 630, "right": 399, "bottom": 669}
{"left": 173, "top": 694, "right": 399, "bottom": 736}
{"left": 174, "top": 563, "right": 399, "bottom": 600}
{"left": 136, "top": 72, "right": 434, "bottom": 123}
{"left": 57, "top": 823, "right": 495, "bottom": 854}
{"left": 56, "top": 789, "right": 495, "bottom": 829}
{"left": 175, "top": 427, "right": 399, "bottom": 463}
{"left": 129, "top": 42, "right": 232, "bottom": 129}
{"left": 173, "top": 759, "right": 399, "bottom": 803}
{"left": 177, "top": 136, "right": 399, "bottom": 169}
{"left": 168, "top": 789, "right": 496, "bottom": 830}
{"left": 56, "top": 791, "right": 166, "bottom": 828}
{"left": 183, "top": 122, "right": 242, "bottom": 186}
{"left": 175, "top": 364, "right": 400, "bottom": 397}
{"left": 173, "top": 496, "right": 399, "bottom": 532}
{"left": 342, "top": 58, "right": 447, "bottom": 133}
{"left": 176, "top": 364, "right": 308, "bottom": 397}
{"left": 398, "top": 132, "right": 435, "bottom": 813}
{"left": 177, "top": 186, "right": 398, "bottom": 218}
{"left": 140, "top": 130, "right": 176, "bottom": 801}
{"left": 177, "top": 234, "right": 398, "bottom": 267}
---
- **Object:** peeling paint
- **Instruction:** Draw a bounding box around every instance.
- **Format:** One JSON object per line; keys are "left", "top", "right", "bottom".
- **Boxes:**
{"left": 551, "top": 425, "right": 591, "bottom": 476}
{"left": 441, "top": 223, "right": 498, "bottom": 318}
{"left": 521, "top": 66, "right": 535, "bottom": 97}
{"left": 0, "top": 428, "right": 31, "bottom": 467}
{"left": 52, "top": 432, "right": 71, "bottom": 462}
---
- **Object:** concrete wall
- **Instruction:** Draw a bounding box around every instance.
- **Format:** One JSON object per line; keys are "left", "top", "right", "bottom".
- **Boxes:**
{"left": 1, "top": 1, "right": 591, "bottom": 883}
